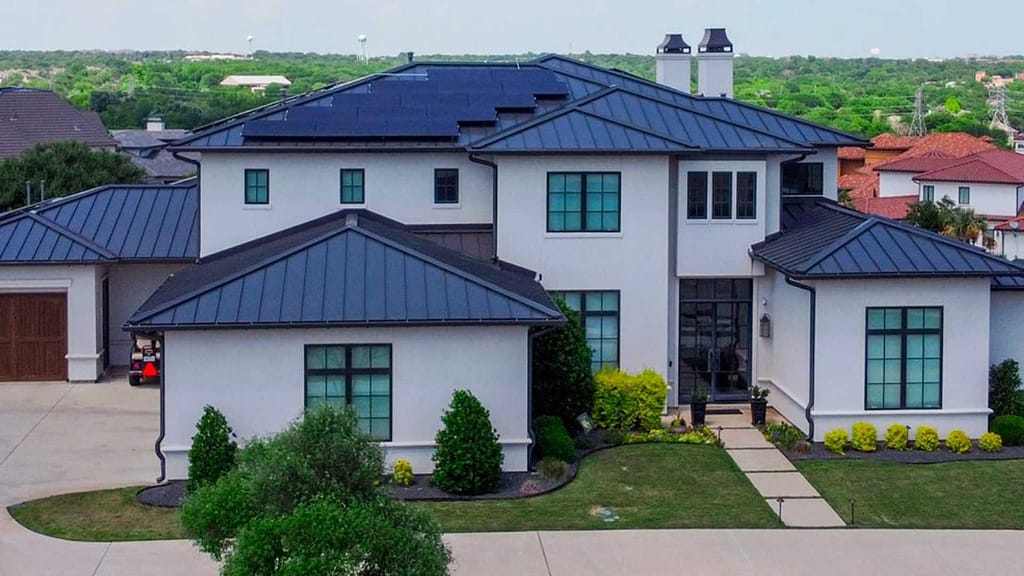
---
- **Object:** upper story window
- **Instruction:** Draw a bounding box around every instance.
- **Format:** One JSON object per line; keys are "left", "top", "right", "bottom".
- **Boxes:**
{"left": 686, "top": 170, "right": 757, "bottom": 221}
{"left": 305, "top": 344, "right": 392, "bottom": 440}
{"left": 736, "top": 172, "right": 757, "bottom": 219}
{"left": 434, "top": 169, "right": 459, "bottom": 204}
{"left": 865, "top": 307, "right": 942, "bottom": 410}
{"left": 244, "top": 169, "right": 269, "bottom": 205}
{"left": 686, "top": 172, "right": 708, "bottom": 219}
{"left": 340, "top": 169, "right": 365, "bottom": 204}
{"left": 547, "top": 172, "right": 621, "bottom": 233}
{"left": 781, "top": 162, "right": 824, "bottom": 196}
{"left": 958, "top": 186, "right": 971, "bottom": 205}
{"left": 712, "top": 172, "right": 733, "bottom": 220}
{"left": 923, "top": 185, "right": 935, "bottom": 203}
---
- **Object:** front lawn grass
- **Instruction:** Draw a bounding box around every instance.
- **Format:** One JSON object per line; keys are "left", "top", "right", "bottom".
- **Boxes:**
{"left": 7, "top": 486, "right": 184, "bottom": 541}
{"left": 797, "top": 459, "right": 1024, "bottom": 529}
{"left": 413, "top": 444, "right": 778, "bottom": 532}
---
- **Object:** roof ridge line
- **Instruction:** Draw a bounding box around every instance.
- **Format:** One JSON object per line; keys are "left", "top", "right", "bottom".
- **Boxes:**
{"left": 797, "top": 217, "right": 878, "bottom": 273}
{"left": 916, "top": 154, "right": 1022, "bottom": 184}
{"left": 467, "top": 86, "right": 622, "bottom": 148}
{"left": 23, "top": 212, "right": 118, "bottom": 260}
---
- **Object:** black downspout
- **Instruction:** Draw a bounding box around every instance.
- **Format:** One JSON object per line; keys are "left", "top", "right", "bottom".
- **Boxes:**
{"left": 173, "top": 151, "right": 202, "bottom": 262}
{"left": 468, "top": 154, "right": 499, "bottom": 261}
{"left": 154, "top": 333, "right": 167, "bottom": 483}
{"left": 785, "top": 276, "right": 817, "bottom": 441}
{"left": 527, "top": 325, "right": 558, "bottom": 467}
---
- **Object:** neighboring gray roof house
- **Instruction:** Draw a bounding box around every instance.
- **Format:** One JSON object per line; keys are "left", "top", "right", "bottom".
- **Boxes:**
{"left": 0, "top": 88, "right": 117, "bottom": 159}
{"left": 111, "top": 121, "right": 196, "bottom": 184}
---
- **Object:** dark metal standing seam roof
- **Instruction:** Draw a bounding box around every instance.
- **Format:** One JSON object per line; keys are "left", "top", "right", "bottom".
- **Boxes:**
{"left": 126, "top": 210, "right": 563, "bottom": 330}
{"left": 0, "top": 180, "right": 199, "bottom": 264}
{"left": 752, "top": 200, "right": 1024, "bottom": 279}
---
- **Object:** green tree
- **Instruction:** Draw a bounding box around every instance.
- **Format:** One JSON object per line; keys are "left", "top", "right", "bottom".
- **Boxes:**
{"left": 945, "top": 96, "right": 962, "bottom": 114}
{"left": 0, "top": 141, "right": 146, "bottom": 212}
{"left": 532, "top": 298, "right": 594, "bottom": 432}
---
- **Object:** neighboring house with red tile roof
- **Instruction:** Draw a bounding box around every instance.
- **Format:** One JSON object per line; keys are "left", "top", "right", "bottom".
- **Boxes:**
{"left": 0, "top": 88, "right": 116, "bottom": 159}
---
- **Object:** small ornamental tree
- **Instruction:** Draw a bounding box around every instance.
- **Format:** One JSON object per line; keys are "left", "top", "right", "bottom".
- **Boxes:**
{"left": 187, "top": 406, "right": 238, "bottom": 493}
{"left": 432, "top": 390, "right": 503, "bottom": 495}
{"left": 990, "top": 359, "right": 1024, "bottom": 418}
{"left": 532, "top": 298, "right": 594, "bottom": 432}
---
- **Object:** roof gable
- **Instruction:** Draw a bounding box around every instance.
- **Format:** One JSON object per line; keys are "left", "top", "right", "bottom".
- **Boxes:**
{"left": 0, "top": 212, "right": 112, "bottom": 263}
{"left": 915, "top": 149, "right": 1024, "bottom": 185}
{"left": 0, "top": 88, "right": 116, "bottom": 159}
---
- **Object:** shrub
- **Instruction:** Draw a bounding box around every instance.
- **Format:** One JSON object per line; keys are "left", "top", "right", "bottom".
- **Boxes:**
{"left": 851, "top": 422, "right": 878, "bottom": 452}
{"left": 914, "top": 426, "right": 940, "bottom": 451}
{"left": 592, "top": 368, "right": 668, "bottom": 431}
{"left": 187, "top": 405, "right": 238, "bottom": 493}
{"left": 945, "top": 429, "right": 971, "bottom": 454}
{"left": 761, "top": 422, "right": 805, "bottom": 451}
{"left": 181, "top": 470, "right": 258, "bottom": 560}
{"left": 989, "top": 359, "right": 1024, "bottom": 417}
{"left": 432, "top": 390, "right": 504, "bottom": 495}
{"left": 222, "top": 496, "right": 450, "bottom": 576}
{"left": 824, "top": 428, "right": 848, "bottom": 455}
{"left": 533, "top": 415, "right": 576, "bottom": 463}
{"left": 532, "top": 299, "right": 594, "bottom": 432}
{"left": 991, "top": 415, "right": 1024, "bottom": 446}
{"left": 393, "top": 459, "right": 414, "bottom": 487}
{"left": 601, "top": 429, "right": 625, "bottom": 446}
{"left": 884, "top": 424, "right": 909, "bottom": 451}
{"left": 536, "top": 457, "right": 568, "bottom": 481}
{"left": 979, "top": 432, "right": 1003, "bottom": 453}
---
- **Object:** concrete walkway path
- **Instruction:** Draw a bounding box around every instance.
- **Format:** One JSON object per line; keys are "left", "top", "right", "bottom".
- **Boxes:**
{"left": 708, "top": 408, "right": 845, "bottom": 527}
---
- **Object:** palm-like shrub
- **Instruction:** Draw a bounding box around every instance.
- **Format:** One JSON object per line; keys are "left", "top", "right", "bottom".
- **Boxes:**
{"left": 432, "top": 390, "right": 504, "bottom": 495}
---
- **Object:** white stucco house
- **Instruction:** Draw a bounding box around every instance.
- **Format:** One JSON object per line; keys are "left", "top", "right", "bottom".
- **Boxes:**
{"left": 4, "top": 29, "right": 1024, "bottom": 481}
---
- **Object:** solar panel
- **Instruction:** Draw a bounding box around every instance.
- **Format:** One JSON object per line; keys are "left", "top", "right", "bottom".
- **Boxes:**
{"left": 331, "top": 93, "right": 402, "bottom": 107}
{"left": 243, "top": 119, "right": 317, "bottom": 138}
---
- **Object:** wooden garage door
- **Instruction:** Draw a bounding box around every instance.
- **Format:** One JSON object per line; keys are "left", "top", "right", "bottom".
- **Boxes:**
{"left": 0, "top": 294, "right": 67, "bottom": 382}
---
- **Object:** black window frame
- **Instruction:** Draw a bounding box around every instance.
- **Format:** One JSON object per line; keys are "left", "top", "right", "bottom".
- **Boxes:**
{"left": 304, "top": 344, "right": 393, "bottom": 440}
{"left": 434, "top": 168, "right": 460, "bottom": 204}
{"left": 736, "top": 171, "right": 757, "bottom": 220}
{"left": 546, "top": 172, "right": 622, "bottom": 233}
{"left": 923, "top": 185, "right": 935, "bottom": 202}
{"left": 781, "top": 162, "right": 824, "bottom": 196}
{"left": 711, "top": 172, "right": 733, "bottom": 220}
{"left": 551, "top": 290, "right": 620, "bottom": 373}
{"left": 958, "top": 186, "right": 971, "bottom": 205}
{"left": 340, "top": 168, "right": 365, "bottom": 204}
{"left": 864, "top": 307, "right": 943, "bottom": 411}
{"left": 686, "top": 171, "right": 708, "bottom": 220}
{"left": 244, "top": 168, "right": 270, "bottom": 205}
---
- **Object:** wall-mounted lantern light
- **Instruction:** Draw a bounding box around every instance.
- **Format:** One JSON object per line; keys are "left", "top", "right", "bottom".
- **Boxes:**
{"left": 759, "top": 313, "right": 772, "bottom": 339}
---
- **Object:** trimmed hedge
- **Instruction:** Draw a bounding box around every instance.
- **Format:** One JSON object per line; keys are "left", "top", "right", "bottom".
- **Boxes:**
{"left": 592, "top": 368, "right": 667, "bottom": 431}
{"left": 533, "top": 415, "right": 576, "bottom": 463}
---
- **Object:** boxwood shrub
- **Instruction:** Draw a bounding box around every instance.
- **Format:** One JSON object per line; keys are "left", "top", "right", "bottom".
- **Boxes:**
{"left": 991, "top": 415, "right": 1024, "bottom": 446}
{"left": 533, "top": 415, "right": 576, "bottom": 463}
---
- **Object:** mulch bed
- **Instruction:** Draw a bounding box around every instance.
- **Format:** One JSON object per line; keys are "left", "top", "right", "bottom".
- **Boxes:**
{"left": 136, "top": 480, "right": 186, "bottom": 508}
{"left": 784, "top": 441, "right": 1024, "bottom": 464}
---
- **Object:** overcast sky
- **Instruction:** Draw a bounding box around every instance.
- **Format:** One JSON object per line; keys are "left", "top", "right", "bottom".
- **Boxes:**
{"left": 3, "top": 0, "right": 1022, "bottom": 59}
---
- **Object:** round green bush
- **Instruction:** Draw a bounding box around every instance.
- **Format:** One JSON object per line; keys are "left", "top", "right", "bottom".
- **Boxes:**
{"left": 884, "top": 424, "right": 909, "bottom": 451}
{"left": 914, "top": 426, "right": 940, "bottom": 451}
{"left": 533, "top": 415, "right": 576, "bottom": 463}
{"left": 945, "top": 429, "right": 971, "bottom": 454}
{"left": 991, "top": 415, "right": 1024, "bottom": 446}
{"left": 979, "top": 432, "right": 1003, "bottom": 453}
{"left": 851, "top": 422, "right": 878, "bottom": 452}
{"left": 187, "top": 405, "right": 238, "bottom": 494}
{"left": 824, "top": 428, "right": 848, "bottom": 455}
{"left": 432, "top": 390, "right": 504, "bottom": 495}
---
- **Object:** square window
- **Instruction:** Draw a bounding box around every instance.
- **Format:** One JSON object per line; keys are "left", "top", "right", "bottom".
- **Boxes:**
{"left": 304, "top": 344, "right": 392, "bottom": 440}
{"left": 340, "top": 169, "right": 365, "bottom": 204}
{"left": 434, "top": 169, "right": 459, "bottom": 204}
{"left": 781, "top": 162, "right": 824, "bottom": 196}
{"left": 547, "top": 173, "right": 620, "bottom": 233}
{"left": 244, "top": 169, "right": 269, "bottom": 205}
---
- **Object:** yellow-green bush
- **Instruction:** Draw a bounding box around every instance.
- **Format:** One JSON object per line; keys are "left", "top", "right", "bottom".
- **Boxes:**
{"left": 851, "top": 422, "right": 878, "bottom": 452}
{"left": 592, "top": 368, "right": 667, "bottom": 431}
{"left": 979, "top": 432, "right": 1003, "bottom": 453}
{"left": 945, "top": 429, "right": 970, "bottom": 454}
{"left": 393, "top": 459, "right": 414, "bottom": 486}
{"left": 884, "top": 424, "right": 909, "bottom": 451}
{"left": 824, "top": 428, "right": 848, "bottom": 455}
{"left": 914, "top": 426, "right": 940, "bottom": 451}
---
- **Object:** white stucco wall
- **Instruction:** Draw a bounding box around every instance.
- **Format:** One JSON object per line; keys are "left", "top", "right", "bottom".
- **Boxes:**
{"left": 755, "top": 269, "right": 811, "bottom": 432}
{"left": 161, "top": 325, "right": 530, "bottom": 479}
{"left": 996, "top": 230, "right": 1024, "bottom": 260}
{"left": 990, "top": 290, "right": 1024, "bottom": 368}
{"left": 199, "top": 152, "right": 493, "bottom": 256}
{"left": 0, "top": 264, "right": 102, "bottom": 381}
{"left": 923, "top": 181, "right": 1020, "bottom": 218}
{"left": 106, "top": 263, "right": 184, "bottom": 362}
{"left": 495, "top": 155, "right": 672, "bottom": 383}
{"left": 879, "top": 171, "right": 918, "bottom": 198}
{"left": 811, "top": 277, "right": 992, "bottom": 440}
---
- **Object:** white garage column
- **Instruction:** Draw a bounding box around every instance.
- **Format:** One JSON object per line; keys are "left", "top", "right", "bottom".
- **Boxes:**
{"left": 162, "top": 325, "right": 531, "bottom": 479}
{"left": 0, "top": 264, "right": 103, "bottom": 381}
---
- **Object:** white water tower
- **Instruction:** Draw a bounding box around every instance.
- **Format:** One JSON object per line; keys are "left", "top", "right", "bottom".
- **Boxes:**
{"left": 358, "top": 34, "right": 368, "bottom": 63}
{"left": 247, "top": 35, "right": 255, "bottom": 57}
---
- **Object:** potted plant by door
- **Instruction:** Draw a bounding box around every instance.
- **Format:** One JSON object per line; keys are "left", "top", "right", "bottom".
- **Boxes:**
{"left": 750, "top": 385, "right": 770, "bottom": 426}
{"left": 690, "top": 386, "right": 709, "bottom": 427}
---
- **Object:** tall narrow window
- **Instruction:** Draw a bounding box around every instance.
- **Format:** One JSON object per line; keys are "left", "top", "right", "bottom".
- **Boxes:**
{"left": 553, "top": 291, "right": 619, "bottom": 373}
{"left": 305, "top": 344, "right": 392, "bottom": 440}
{"left": 244, "top": 169, "right": 269, "bottom": 205}
{"left": 736, "top": 172, "right": 757, "bottom": 220}
{"left": 434, "top": 169, "right": 459, "bottom": 204}
{"left": 340, "top": 169, "right": 365, "bottom": 204}
{"left": 923, "top": 185, "right": 935, "bottom": 202}
{"left": 958, "top": 186, "right": 971, "bottom": 205}
{"left": 547, "top": 172, "right": 620, "bottom": 232}
{"left": 711, "top": 172, "right": 733, "bottom": 220}
{"left": 865, "top": 307, "right": 942, "bottom": 410}
{"left": 686, "top": 171, "right": 708, "bottom": 219}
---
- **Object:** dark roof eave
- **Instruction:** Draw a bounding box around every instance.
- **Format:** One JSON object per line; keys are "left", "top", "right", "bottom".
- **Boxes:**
{"left": 168, "top": 145, "right": 469, "bottom": 154}
{"left": 755, "top": 257, "right": 1024, "bottom": 280}
{"left": 123, "top": 317, "right": 566, "bottom": 332}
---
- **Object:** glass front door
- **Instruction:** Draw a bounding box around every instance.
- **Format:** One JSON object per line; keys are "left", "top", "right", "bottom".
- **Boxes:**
{"left": 679, "top": 279, "right": 752, "bottom": 403}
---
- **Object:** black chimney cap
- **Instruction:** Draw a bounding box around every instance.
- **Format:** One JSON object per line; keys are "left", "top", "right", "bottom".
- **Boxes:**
{"left": 657, "top": 34, "right": 691, "bottom": 55}
{"left": 698, "top": 28, "right": 733, "bottom": 53}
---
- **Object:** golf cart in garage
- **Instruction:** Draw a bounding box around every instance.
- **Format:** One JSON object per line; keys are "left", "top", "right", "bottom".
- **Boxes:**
{"left": 128, "top": 333, "right": 161, "bottom": 386}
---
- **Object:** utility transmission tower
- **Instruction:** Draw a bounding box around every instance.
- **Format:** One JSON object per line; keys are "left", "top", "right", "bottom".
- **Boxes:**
{"left": 990, "top": 85, "right": 1013, "bottom": 145}
{"left": 908, "top": 86, "right": 928, "bottom": 137}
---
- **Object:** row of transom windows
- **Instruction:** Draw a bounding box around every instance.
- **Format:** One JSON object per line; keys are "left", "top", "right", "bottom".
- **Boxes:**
{"left": 243, "top": 168, "right": 461, "bottom": 206}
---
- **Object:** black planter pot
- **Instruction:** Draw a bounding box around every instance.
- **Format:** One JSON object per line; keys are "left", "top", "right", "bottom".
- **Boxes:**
{"left": 690, "top": 402, "right": 708, "bottom": 427}
{"left": 750, "top": 400, "right": 768, "bottom": 426}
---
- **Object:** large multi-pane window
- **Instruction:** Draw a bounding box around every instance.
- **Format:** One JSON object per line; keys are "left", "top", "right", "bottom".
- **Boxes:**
{"left": 781, "top": 162, "right": 824, "bottom": 196}
{"left": 305, "top": 344, "right": 392, "bottom": 439}
{"left": 340, "top": 169, "right": 365, "bottom": 204}
{"left": 711, "top": 172, "right": 733, "bottom": 220}
{"left": 686, "top": 171, "right": 708, "bottom": 219}
{"left": 547, "top": 173, "right": 621, "bottom": 232}
{"left": 244, "top": 169, "right": 270, "bottom": 205}
{"left": 687, "top": 170, "right": 757, "bottom": 221}
{"left": 736, "top": 171, "right": 757, "bottom": 220}
{"left": 554, "top": 291, "right": 619, "bottom": 373}
{"left": 865, "top": 307, "right": 942, "bottom": 410}
{"left": 434, "top": 169, "right": 459, "bottom": 204}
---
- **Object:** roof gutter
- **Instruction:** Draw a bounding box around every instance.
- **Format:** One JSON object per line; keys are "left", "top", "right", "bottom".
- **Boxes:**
{"left": 784, "top": 275, "right": 817, "bottom": 441}
{"left": 468, "top": 154, "right": 499, "bottom": 261}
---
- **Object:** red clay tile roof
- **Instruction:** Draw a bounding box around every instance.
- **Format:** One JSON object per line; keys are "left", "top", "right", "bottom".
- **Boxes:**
{"left": 839, "top": 168, "right": 878, "bottom": 200}
{"left": 870, "top": 133, "right": 922, "bottom": 151}
{"left": 0, "top": 88, "right": 116, "bottom": 159}
{"left": 850, "top": 195, "right": 917, "bottom": 219}
{"left": 995, "top": 216, "right": 1024, "bottom": 232}
{"left": 874, "top": 151, "right": 960, "bottom": 173}
{"left": 916, "top": 149, "right": 1024, "bottom": 185}
{"left": 838, "top": 146, "right": 866, "bottom": 160}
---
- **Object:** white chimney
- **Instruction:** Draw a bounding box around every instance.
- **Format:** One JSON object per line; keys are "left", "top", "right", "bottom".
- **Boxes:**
{"left": 145, "top": 116, "right": 165, "bottom": 131}
{"left": 697, "top": 28, "right": 734, "bottom": 98}
{"left": 655, "top": 34, "right": 692, "bottom": 94}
